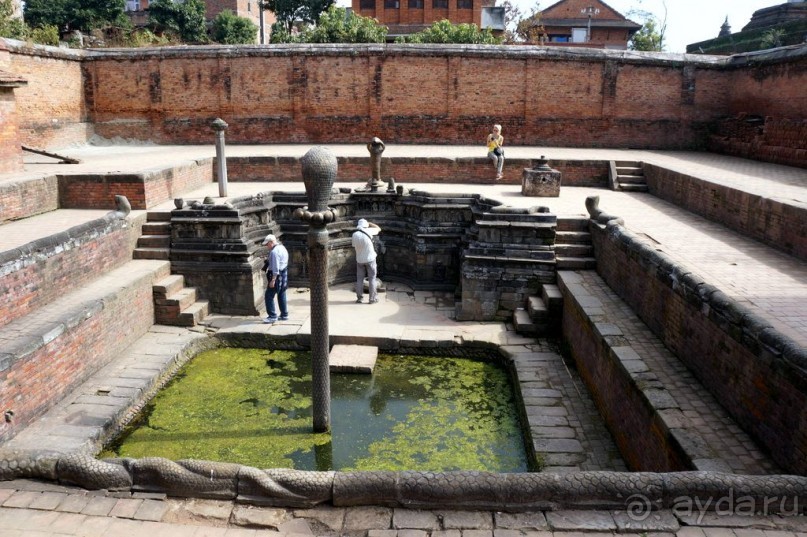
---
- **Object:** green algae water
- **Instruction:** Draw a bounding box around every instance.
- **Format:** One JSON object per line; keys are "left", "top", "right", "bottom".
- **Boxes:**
{"left": 102, "top": 348, "right": 529, "bottom": 472}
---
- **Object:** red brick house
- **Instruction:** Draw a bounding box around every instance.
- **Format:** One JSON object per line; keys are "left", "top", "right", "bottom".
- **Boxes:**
{"left": 538, "top": 0, "right": 640, "bottom": 49}
{"left": 352, "top": 0, "right": 504, "bottom": 40}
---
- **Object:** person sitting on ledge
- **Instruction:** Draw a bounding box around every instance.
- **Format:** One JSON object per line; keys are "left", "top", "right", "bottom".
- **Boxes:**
{"left": 486, "top": 124, "right": 505, "bottom": 181}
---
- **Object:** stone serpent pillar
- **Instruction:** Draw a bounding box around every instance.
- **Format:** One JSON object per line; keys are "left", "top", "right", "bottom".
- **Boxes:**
{"left": 297, "top": 147, "right": 338, "bottom": 433}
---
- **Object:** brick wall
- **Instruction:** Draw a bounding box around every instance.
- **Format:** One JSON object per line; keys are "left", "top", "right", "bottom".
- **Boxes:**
{"left": 0, "top": 272, "right": 157, "bottom": 443}
{"left": 224, "top": 155, "right": 609, "bottom": 186}
{"left": 707, "top": 52, "right": 807, "bottom": 167}
{"left": 645, "top": 163, "right": 807, "bottom": 262}
{"left": 0, "top": 175, "right": 59, "bottom": 224}
{"left": 0, "top": 89, "right": 23, "bottom": 174}
{"left": 559, "top": 277, "right": 691, "bottom": 471}
{"left": 4, "top": 40, "right": 91, "bottom": 149}
{"left": 591, "top": 220, "right": 807, "bottom": 475}
{"left": 0, "top": 213, "right": 144, "bottom": 330}
{"left": 78, "top": 45, "right": 740, "bottom": 149}
{"left": 58, "top": 159, "right": 214, "bottom": 210}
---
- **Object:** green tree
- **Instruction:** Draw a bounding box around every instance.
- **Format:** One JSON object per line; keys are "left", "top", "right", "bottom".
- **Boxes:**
{"left": 396, "top": 19, "right": 500, "bottom": 44}
{"left": 0, "top": 0, "right": 27, "bottom": 39}
{"left": 211, "top": 9, "right": 258, "bottom": 44}
{"left": 148, "top": 0, "right": 208, "bottom": 43}
{"left": 627, "top": 3, "right": 666, "bottom": 52}
{"left": 302, "top": 5, "right": 386, "bottom": 43}
{"left": 24, "top": 0, "right": 125, "bottom": 34}
{"left": 759, "top": 27, "right": 784, "bottom": 49}
{"left": 263, "top": 0, "right": 334, "bottom": 34}
{"left": 513, "top": 2, "right": 546, "bottom": 44}
{"left": 629, "top": 17, "right": 663, "bottom": 51}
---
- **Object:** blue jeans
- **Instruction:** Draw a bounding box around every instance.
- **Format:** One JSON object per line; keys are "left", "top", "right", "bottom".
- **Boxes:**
{"left": 488, "top": 150, "right": 504, "bottom": 174}
{"left": 265, "top": 269, "right": 288, "bottom": 318}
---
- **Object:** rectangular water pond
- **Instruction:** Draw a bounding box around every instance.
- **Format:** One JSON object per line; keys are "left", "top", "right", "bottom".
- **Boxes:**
{"left": 102, "top": 348, "right": 531, "bottom": 472}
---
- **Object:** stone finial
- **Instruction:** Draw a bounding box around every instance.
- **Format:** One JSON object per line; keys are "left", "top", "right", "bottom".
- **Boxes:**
{"left": 366, "top": 137, "right": 386, "bottom": 191}
{"left": 211, "top": 118, "right": 229, "bottom": 132}
{"left": 301, "top": 146, "right": 338, "bottom": 213}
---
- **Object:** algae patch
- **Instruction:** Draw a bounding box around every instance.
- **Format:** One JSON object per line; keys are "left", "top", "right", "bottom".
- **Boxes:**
{"left": 102, "top": 348, "right": 529, "bottom": 472}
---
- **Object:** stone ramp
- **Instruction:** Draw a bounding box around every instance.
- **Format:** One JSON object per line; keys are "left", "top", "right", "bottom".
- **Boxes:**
{"left": 503, "top": 342, "right": 627, "bottom": 472}
{"left": 4, "top": 325, "right": 209, "bottom": 454}
{"left": 0, "top": 260, "right": 171, "bottom": 445}
{"left": 560, "top": 270, "right": 779, "bottom": 474}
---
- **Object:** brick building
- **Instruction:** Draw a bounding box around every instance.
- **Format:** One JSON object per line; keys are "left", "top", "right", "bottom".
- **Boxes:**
{"left": 125, "top": 0, "right": 276, "bottom": 43}
{"left": 537, "top": 0, "right": 640, "bottom": 49}
{"left": 352, "top": 0, "right": 504, "bottom": 40}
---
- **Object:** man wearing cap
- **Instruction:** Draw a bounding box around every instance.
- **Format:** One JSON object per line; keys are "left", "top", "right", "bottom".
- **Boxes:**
{"left": 261, "top": 234, "right": 289, "bottom": 323}
{"left": 351, "top": 218, "right": 381, "bottom": 304}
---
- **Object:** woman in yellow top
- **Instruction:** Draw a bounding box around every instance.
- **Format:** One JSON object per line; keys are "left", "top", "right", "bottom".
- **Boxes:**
{"left": 486, "top": 124, "right": 504, "bottom": 180}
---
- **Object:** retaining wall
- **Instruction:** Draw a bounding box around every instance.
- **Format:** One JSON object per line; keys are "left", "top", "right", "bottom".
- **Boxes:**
{"left": 590, "top": 217, "right": 807, "bottom": 476}
{"left": 0, "top": 261, "right": 169, "bottom": 443}
{"left": 223, "top": 156, "right": 609, "bottom": 187}
{"left": 1, "top": 39, "right": 91, "bottom": 149}
{"left": 644, "top": 163, "right": 807, "bottom": 262}
{"left": 59, "top": 159, "right": 214, "bottom": 210}
{"left": 0, "top": 212, "right": 145, "bottom": 330}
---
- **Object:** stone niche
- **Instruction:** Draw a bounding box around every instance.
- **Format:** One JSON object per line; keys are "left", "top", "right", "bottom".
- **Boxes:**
{"left": 169, "top": 189, "right": 558, "bottom": 321}
{"left": 522, "top": 158, "right": 562, "bottom": 197}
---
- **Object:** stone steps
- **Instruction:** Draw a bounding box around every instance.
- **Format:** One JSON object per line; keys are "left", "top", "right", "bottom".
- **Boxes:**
{"left": 610, "top": 160, "right": 648, "bottom": 192}
{"left": 134, "top": 211, "right": 171, "bottom": 261}
{"left": 153, "top": 274, "right": 209, "bottom": 327}
{"left": 513, "top": 283, "right": 562, "bottom": 337}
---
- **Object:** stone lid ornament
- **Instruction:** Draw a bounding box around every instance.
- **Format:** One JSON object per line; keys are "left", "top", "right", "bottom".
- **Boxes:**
{"left": 211, "top": 118, "right": 228, "bottom": 132}
{"left": 295, "top": 146, "right": 339, "bottom": 226}
{"left": 536, "top": 155, "right": 552, "bottom": 171}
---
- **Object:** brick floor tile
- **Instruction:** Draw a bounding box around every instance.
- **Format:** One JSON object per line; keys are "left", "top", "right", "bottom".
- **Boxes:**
{"left": 133, "top": 499, "right": 169, "bottom": 522}
{"left": 80, "top": 496, "right": 119, "bottom": 517}
{"left": 28, "top": 491, "right": 67, "bottom": 511}
{"left": 110, "top": 497, "right": 144, "bottom": 519}
{"left": 2, "top": 491, "right": 40, "bottom": 508}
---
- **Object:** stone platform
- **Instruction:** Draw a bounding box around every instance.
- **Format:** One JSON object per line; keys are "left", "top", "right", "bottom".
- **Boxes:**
{"left": 329, "top": 344, "right": 378, "bottom": 373}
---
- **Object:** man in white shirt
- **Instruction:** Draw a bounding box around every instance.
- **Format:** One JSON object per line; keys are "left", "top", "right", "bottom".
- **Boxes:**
{"left": 262, "top": 234, "right": 289, "bottom": 323}
{"left": 351, "top": 218, "right": 381, "bottom": 304}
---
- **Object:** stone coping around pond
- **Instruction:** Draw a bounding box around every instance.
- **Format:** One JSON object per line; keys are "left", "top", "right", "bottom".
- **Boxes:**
{"left": 0, "top": 450, "right": 806, "bottom": 512}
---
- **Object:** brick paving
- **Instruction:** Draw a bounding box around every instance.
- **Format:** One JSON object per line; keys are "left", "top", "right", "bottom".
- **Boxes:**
{"left": 1, "top": 479, "right": 806, "bottom": 537}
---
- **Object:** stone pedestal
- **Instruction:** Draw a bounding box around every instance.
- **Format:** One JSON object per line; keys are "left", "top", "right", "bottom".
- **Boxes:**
{"left": 522, "top": 167, "right": 562, "bottom": 197}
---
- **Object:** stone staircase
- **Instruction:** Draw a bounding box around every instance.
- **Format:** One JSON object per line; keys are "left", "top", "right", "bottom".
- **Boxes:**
{"left": 513, "top": 283, "right": 563, "bottom": 337}
{"left": 609, "top": 160, "right": 648, "bottom": 192}
{"left": 133, "top": 211, "right": 172, "bottom": 260}
{"left": 555, "top": 216, "right": 596, "bottom": 270}
{"left": 152, "top": 274, "right": 210, "bottom": 327}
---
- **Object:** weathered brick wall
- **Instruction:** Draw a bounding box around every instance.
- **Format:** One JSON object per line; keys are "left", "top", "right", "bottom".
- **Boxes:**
{"left": 59, "top": 159, "right": 214, "bottom": 210}
{"left": 591, "top": 219, "right": 807, "bottom": 475}
{"left": 644, "top": 163, "right": 807, "bottom": 261}
{"left": 223, "top": 156, "right": 609, "bottom": 186}
{"left": 79, "top": 45, "right": 738, "bottom": 148}
{"left": 559, "top": 275, "right": 691, "bottom": 472}
{"left": 0, "top": 89, "right": 23, "bottom": 174}
{"left": 707, "top": 51, "right": 807, "bottom": 167}
{"left": 0, "top": 213, "right": 144, "bottom": 329}
{"left": 3, "top": 39, "right": 91, "bottom": 149}
{"left": 0, "top": 175, "right": 59, "bottom": 224}
{"left": 0, "top": 272, "right": 157, "bottom": 443}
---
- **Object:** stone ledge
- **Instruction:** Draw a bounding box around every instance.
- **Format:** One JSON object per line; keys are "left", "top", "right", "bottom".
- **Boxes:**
{"left": 1, "top": 450, "right": 806, "bottom": 512}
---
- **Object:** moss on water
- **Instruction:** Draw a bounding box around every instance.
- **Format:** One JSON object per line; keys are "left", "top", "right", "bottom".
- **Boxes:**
{"left": 102, "top": 348, "right": 530, "bottom": 472}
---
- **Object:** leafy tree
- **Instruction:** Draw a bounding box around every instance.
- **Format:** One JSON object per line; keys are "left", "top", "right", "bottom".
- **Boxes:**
{"left": 0, "top": 0, "right": 27, "bottom": 39}
{"left": 24, "top": 0, "right": 126, "bottom": 34}
{"left": 627, "top": 3, "right": 666, "bottom": 52}
{"left": 148, "top": 0, "right": 208, "bottom": 43}
{"left": 211, "top": 9, "right": 258, "bottom": 44}
{"left": 759, "top": 28, "right": 784, "bottom": 49}
{"left": 514, "top": 3, "right": 546, "bottom": 44}
{"left": 304, "top": 6, "right": 386, "bottom": 43}
{"left": 629, "top": 16, "right": 663, "bottom": 51}
{"left": 396, "top": 19, "right": 500, "bottom": 44}
{"left": 30, "top": 24, "right": 60, "bottom": 45}
{"left": 263, "top": 0, "right": 334, "bottom": 34}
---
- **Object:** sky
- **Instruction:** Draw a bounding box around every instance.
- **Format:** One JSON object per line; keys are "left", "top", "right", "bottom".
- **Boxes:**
{"left": 337, "top": 0, "right": 780, "bottom": 53}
